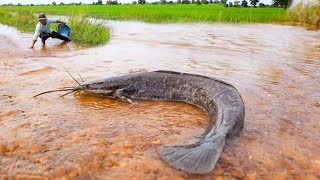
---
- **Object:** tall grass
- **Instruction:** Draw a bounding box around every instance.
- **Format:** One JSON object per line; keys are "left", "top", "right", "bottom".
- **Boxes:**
{"left": 289, "top": 0, "right": 320, "bottom": 28}
{"left": 0, "top": 9, "right": 110, "bottom": 47}
{"left": 68, "top": 15, "right": 109, "bottom": 47}
{"left": 0, "top": 4, "right": 288, "bottom": 24}
{"left": 0, "top": 9, "right": 35, "bottom": 32}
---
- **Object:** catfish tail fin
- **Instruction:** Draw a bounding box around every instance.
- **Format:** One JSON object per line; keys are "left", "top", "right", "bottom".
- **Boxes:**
{"left": 158, "top": 134, "right": 225, "bottom": 174}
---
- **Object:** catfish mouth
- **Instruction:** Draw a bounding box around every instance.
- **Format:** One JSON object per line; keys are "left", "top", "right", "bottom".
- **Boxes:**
{"left": 85, "top": 89, "right": 114, "bottom": 97}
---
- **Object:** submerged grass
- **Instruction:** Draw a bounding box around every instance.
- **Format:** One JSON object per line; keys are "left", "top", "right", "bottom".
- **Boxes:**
{"left": 289, "top": 0, "right": 320, "bottom": 28}
{"left": 0, "top": 8, "right": 110, "bottom": 47}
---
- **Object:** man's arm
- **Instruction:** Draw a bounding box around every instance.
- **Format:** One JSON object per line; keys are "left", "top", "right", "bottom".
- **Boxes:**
{"left": 56, "top": 20, "right": 66, "bottom": 25}
{"left": 29, "top": 40, "right": 36, "bottom": 49}
{"left": 29, "top": 26, "right": 40, "bottom": 49}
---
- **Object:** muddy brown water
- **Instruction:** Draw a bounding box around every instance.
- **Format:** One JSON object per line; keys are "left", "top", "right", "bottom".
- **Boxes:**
{"left": 0, "top": 22, "right": 319, "bottom": 179}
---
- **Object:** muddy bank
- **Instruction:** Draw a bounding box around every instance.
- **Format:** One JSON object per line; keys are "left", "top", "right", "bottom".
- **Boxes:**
{"left": 0, "top": 22, "right": 320, "bottom": 179}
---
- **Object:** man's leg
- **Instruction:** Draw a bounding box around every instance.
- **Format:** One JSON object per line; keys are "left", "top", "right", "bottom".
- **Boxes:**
{"left": 50, "top": 31, "right": 71, "bottom": 42}
{"left": 39, "top": 32, "right": 50, "bottom": 45}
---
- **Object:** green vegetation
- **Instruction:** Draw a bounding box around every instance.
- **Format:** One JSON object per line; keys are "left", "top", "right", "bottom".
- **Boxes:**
{"left": 289, "top": 1, "right": 320, "bottom": 28}
{"left": 0, "top": 8, "right": 110, "bottom": 47}
{"left": 0, "top": 9, "right": 35, "bottom": 32}
{"left": 68, "top": 15, "right": 109, "bottom": 46}
{"left": 0, "top": 4, "right": 288, "bottom": 23}
{"left": 0, "top": 2, "right": 318, "bottom": 48}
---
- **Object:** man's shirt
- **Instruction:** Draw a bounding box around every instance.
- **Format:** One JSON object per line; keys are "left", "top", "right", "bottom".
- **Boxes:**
{"left": 32, "top": 18, "right": 57, "bottom": 40}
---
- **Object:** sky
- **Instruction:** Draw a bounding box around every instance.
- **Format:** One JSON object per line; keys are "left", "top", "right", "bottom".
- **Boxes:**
{"left": 0, "top": 0, "right": 274, "bottom": 5}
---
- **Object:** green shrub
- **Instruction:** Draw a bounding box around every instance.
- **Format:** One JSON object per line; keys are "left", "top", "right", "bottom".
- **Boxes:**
{"left": 68, "top": 15, "right": 110, "bottom": 47}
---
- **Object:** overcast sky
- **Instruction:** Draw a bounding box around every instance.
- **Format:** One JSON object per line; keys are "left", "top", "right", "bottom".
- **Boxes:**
{"left": 1, "top": 0, "right": 274, "bottom": 5}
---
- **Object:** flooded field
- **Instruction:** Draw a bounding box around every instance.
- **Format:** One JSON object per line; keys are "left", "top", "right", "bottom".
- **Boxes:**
{"left": 0, "top": 22, "right": 319, "bottom": 179}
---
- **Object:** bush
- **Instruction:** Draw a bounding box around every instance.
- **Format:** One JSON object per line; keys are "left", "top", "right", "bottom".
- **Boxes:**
{"left": 289, "top": 1, "right": 320, "bottom": 28}
{"left": 68, "top": 15, "right": 110, "bottom": 47}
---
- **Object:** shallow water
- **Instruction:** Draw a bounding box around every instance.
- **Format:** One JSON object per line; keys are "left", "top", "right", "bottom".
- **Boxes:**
{"left": 0, "top": 22, "right": 319, "bottom": 179}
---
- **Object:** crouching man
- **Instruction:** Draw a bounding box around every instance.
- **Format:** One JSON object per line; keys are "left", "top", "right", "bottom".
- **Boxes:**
{"left": 29, "top": 13, "right": 71, "bottom": 49}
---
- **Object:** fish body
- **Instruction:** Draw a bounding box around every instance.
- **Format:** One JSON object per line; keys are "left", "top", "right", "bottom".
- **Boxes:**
{"left": 78, "top": 70, "right": 245, "bottom": 174}
{"left": 36, "top": 70, "right": 245, "bottom": 174}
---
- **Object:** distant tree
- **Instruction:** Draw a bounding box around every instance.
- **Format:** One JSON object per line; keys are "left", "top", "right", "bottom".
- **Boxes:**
{"left": 168, "top": 0, "right": 174, "bottom": 4}
{"left": 209, "top": 0, "right": 213, "bottom": 3}
{"left": 177, "top": 0, "right": 181, "bottom": 3}
{"left": 220, "top": 0, "right": 227, "bottom": 3}
{"left": 196, "top": 0, "right": 201, "bottom": 4}
{"left": 241, "top": 0, "right": 248, "bottom": 7}
{"left": 138, "top": 0, "right": 146, "bottom": 4}
{"left": 17, "top": 3, "right": 22, "bottom": 6}
{"left": 31, "top": 3, "right": 34, "bottom": 6}
{"left": 228, "top": 2, "right": 233, "bottom": 6}
{"left": 272, "top": 0, "right": 292, "bottom": 8}
{"left": 201, "top": 0, "right": 209, "bottom": 4}
{"left": 132, "top": 0, "right": 137, "bottom": 4}
{"left": 213, "top": 0, "right": 219, "bottom": 3}
{"left": 160, "top": 0, "right": 166, "bottom": 4}
{"left": 8, "top": 3, "right": 14, "bottom": 5}
{"left": 259, "top": 2, "right": 265, "bottom": 7}
{"left": 97, "top": 0, "right": 103, "bottom": 5}
{"left": 234, "top": 0, "right": 240, "bottom": 6}
{"left": 60, "top": 2, "right": 65, "bottom": 5}
{"left": 52, "top": 1, "right": 56, "bottom": 5}
{"left": 182, "top": 0, "right": 190, "bottom": 3}
{"left": 107, "top": 0, "right": 118, "bottom": 4}
{"left": 191, "top": 0, "right": 196, "bottom": 3}
{"left": 250, "top": 0, "right": 259, "bottom": 7}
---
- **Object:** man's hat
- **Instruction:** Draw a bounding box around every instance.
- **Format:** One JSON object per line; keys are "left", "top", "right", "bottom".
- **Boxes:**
{"left": 38, "top": 13, "right": 47, "bottom": 20}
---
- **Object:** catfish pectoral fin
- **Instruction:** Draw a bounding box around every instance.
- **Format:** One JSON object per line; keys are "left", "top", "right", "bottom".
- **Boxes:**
{"left": 121, "top": 96, "right": 138, "bottom": 105}
{"left": 158, "top": 135, "right": 225, "bottom": 174}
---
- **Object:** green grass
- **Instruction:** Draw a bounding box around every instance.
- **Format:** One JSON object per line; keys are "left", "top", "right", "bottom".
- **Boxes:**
{"left": 0, "top": 9, "right": 35, "bottom": 32}
{"left": 68, "top": 15, "right": 109, "bottom": 47}
{"left": 0, "top": 8, "right": 110, "bottom": 47}
{"left": 1, "top": 4, "right": 288, "bottom": 23}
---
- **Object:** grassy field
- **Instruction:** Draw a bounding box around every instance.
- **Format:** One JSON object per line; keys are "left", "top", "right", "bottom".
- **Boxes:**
{"left": 1, "top": 4, "right": 288, "bottom": 23}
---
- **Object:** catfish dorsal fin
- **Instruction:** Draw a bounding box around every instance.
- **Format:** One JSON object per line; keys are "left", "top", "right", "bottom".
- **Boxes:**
{"left": 153, "top": 70, "right": 183, "bottom": 75}
{"left": 153, "top": 70, "right": 235, "bottom": 88}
